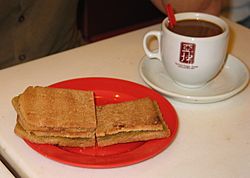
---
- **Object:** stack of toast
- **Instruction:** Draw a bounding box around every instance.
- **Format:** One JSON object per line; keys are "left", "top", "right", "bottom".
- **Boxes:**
{"left": 12, "top": 86, "right": 97, "bottom": 147}
{"left": 12, "top": 86, "right": 170, "bottom": 147}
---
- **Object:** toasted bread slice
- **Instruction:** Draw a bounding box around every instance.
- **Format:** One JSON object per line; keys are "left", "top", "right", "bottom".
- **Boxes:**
{"left": 12, "top": 86, "right": 96, "bottom": 131}
{"left": 96, "top": 98, "right": 170, "bottom": 146}
{"left": 31, "top": 129, "right": 95, "bottom": 138}
{"left": 15, "top": 116, "right": 94, "bottom": 138}
{"left": 16, "top": 115, "right": 92, "bottom": 133}
{"left": 97, "top": 129, "right": 169, "bottom": 147}
{"left": 14, "top": 122, "right": 95, "bottom": 147}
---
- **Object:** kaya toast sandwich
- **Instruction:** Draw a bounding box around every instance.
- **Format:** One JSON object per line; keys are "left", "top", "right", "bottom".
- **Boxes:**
{"left": 12, "top": 86, "right": 96, "bottom": 147}
{"left": 96, "top": 97, "right": 170, "bottom": 147}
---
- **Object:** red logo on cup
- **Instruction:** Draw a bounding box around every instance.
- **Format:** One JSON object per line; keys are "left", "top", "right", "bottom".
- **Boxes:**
{"left": 179, "top": 42, "right": 196, "bottom": 64}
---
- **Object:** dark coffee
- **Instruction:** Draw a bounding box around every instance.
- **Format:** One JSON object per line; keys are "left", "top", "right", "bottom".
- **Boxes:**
{"left": 168, "top": 19, "right": 223, "bottom": 37}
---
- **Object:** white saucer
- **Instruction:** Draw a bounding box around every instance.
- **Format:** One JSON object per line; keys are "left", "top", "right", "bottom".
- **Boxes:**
{"left": 139, "top": 54, "right": 249, "bottom": 103}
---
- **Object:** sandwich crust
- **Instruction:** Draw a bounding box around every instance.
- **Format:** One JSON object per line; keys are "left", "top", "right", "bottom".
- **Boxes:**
{"left": 97, "top": 130, "right": 169, "bottom": 147}
{"left": 31, "top": 130, "right": 95, "bottom": 138}
{"left": 14, "top": 122, "right": 96, "bottom": 147}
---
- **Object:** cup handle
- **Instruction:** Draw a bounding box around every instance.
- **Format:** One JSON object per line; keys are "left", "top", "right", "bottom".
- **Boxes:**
{"left": 143, "top": 31, "right": 162, "bottom": 61}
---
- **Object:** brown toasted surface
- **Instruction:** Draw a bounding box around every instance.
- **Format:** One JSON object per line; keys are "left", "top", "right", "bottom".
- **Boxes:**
{"left": 96, "top": 98, "right": 165, "bottom": 137}
{"left": 14, "top": 122, "right": 95, "bottom": 147}
{"left": 14, "top": 86, "right": 96, "bottom": 130}
{"left": 97, "top": 129, "right": 170, "bottom": 147}
{"left": 11, "top": 96, "right": 19, "bottom": 113}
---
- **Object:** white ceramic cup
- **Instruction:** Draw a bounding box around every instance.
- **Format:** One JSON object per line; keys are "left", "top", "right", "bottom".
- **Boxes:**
{"left": 143, "top": 12, "right": 229, "bottom": 88}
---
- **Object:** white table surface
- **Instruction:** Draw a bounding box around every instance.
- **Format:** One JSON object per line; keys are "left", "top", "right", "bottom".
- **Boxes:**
{"left": 0, "top": 161, "right": 15, "bottom": 178}
{"left": 0, "top": 19, "right": 249, "bottom": 178}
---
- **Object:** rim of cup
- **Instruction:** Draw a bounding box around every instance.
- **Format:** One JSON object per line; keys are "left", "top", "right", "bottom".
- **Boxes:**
{"left": 162, "top": 12, "right": 229, "bottom": 40}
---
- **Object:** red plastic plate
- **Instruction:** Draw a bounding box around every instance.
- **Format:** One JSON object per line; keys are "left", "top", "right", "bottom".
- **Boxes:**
{"left": 24, "top": 78, "right": 178, "bottom": 168}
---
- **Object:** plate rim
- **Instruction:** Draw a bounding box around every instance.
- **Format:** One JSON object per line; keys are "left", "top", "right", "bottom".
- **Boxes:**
{"left": 24, "top": 77, "right": 179, "bottom": 168}
{"left": 139, "top": 54, "right": 249, "bottom": 103}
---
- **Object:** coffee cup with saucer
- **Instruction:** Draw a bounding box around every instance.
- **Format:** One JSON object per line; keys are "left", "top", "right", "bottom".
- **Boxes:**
{"left": 143, "top": 12, "right": 229, "bottom": 88}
